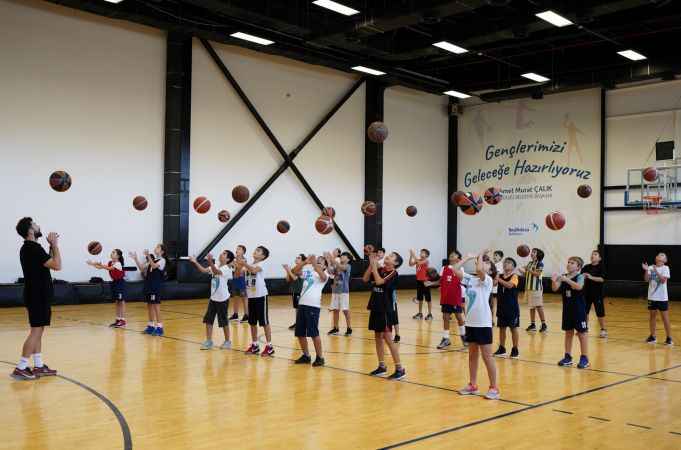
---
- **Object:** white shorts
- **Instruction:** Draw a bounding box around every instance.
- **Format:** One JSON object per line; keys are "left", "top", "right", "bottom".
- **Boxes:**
{"left": 330, "top": 293, "right": 350, "bottom": 311}
{"left": 527, "top": 290, "right": 544, "bottom": 308}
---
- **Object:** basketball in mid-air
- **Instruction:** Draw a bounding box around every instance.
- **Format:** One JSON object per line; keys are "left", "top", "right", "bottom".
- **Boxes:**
{"left": 577, "top": 185, "right": 592, "bottom": 198}
{"left": 406, "top": 205, "right": 417, "bottom": 217}
{"left": 546, "top": 211, "right": 566, "bottom": 231}
{"left": 516, "top": 244, "right": 530, "bottom": 258}
{"left": 643, "top": 167, "right": 658, "bottom": 182}
{"left": 193, "top": 196, "right": 211, "bottom": 214}
{"left": 218, "top": 210, "right": 230, "bottom": 223}
{"left": 49, "top": 170, "right": 72, "bottom": 192}
{"left": 361, "top": 201, "right": 377, "bottom": 216}
{"left": 483, "top": 187, "right": 502, "bottom": 205}
{"left": 276, "top": 220, "right": 290, "bottom": 234}
{"left": 133, "top": 195, "right": 148, "bottom": 211}
{"left": 459, "top": 192, "right": 483, "bottom": 216}
{"left": 315, "top": 215, "right": 334, "bottom": 235}
{"left": 322, "top": 206, "right": 336, "bottom": 218}
{"left": 88, "top": 241, "right": 102, "bottom": 255}
{"left": 367, "top": 121, "right": 389, "bottom": 143}
{"left": 232, "top": 185, "right": 250, "bottom": 203}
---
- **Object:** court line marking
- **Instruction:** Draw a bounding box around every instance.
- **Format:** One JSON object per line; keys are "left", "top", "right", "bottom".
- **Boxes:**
{"left": 552, "top": 409, "right": 573, "bottom": 414}
{"left": 670, "top": 431, "right": 681, "bottom": 436}
{"left": 626, "top": 423, "right": 652, "bottom": 430}
{"left": 378, "top": 362, "right": 681, "bottom": 449}
{"left": 588, "top": 416, "right": 611, "bottom": 422}
{"left": 0, "top": 360, "right": 133, "bottom": 450}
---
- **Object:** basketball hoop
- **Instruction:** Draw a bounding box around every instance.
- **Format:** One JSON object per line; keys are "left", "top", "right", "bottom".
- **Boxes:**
{"left": 643, "top": 194, "right": 663, "bottom": 214}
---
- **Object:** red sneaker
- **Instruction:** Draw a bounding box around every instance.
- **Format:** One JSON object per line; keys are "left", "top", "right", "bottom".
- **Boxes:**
{"left": 109, "top": 319, "right": 120, "bottom": 328}
{"left": 260, "top": 344, "right": 275, "bottom": 357}
{"left": 33, "top": 365, "right": 57, "bottom": 377}
{"left": 118, "top": 319, "right": 127, "bottom": 328}
{"left": 245, "top": 344, "right": 260, "bottom": 355}
{"left": 11, "top": 367, "right": 36, "bottom": 380}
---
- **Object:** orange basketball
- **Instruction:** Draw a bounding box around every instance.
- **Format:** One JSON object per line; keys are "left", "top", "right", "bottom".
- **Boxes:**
{"left": 193, "top": 196, "right": 211, "bottom": 214}
{"left": 367, "top": 121, "right": 389, "bottom": 143}
{"left": 49, "top": 170, "right": 72, "bottom": 192}
{"left": 322, "top": 206, "right": 336, "bottom": 218}
{"left": 133, "top": 195, "right": 148, "bottom": 211}
{"left": 643, "top": 167, "right": 658, "bottom": 182}
{"left": 88, "top": 241, "right": 102, "bottom": 255}
{"left": 232, "top": 185, "right": 250, "bottom": 203}
{"left": 451, "top": 190, "right": 468, "bottom": 206}
{"left": 517, "top": 244, "right": 530, "bottom": 258}
{"left": 218, "top": 210, "right": 230, "bottom": 223}
{"left": 277, "top": 220, "right": 290, "bottom": 234}
{"left": 361, "top": 201, "right": 377, "bottom": 216}
{"left": 315, "top": 215, "right": 334, "bottom": 235}
{"left": 459, "top": 192, "right": 483, "bottom": 215}
{"left": 406, "top": 205, "right": 418, "bottom": 217}
{"left": 483, "top": 187, "right": 502, "bottom": 205}
{"left": 545, "top": 211, "right": 566, "bottom": 230}
{"left": 577, "top": 185, "right": 592, "bottom": 198}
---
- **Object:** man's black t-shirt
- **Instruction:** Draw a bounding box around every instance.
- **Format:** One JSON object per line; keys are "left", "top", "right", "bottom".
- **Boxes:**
{"left": 581, "top": 263, "right": 604, "bottom": 300}
{"left": 20, "top": 240, "right": 53, "bottom": 305}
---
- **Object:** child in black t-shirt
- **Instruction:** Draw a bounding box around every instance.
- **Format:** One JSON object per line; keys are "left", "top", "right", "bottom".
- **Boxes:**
{"left": 581, "top": 250, "right": 607, "bottom": 338}
{"left": 552, "top": 256, "right": 589, "bottom": 369}
{"left": 364, "top": 251, "right": 405, "bottom": 380}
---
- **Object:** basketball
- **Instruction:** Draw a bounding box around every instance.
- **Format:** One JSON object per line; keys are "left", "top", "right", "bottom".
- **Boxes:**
{"left": 88, "top": 241, "right": 102, "bottom": 255}
{"left": 577, "top": 184, "right": 592, "bottom": 198}
{"left": 426, "top": 267, "right": 440, "bottom": 281}
{"left": 361, "top": 201, "right": 377, "bottom": 216}
{"left": 193, "top": 196, "right": 211, "bottom": 214}
{"left": 450, "top": 190, "right": 468, "bottom": 206}
{"left": 643, "top": 167, "right": 658, "bottom": 182}
{"left": 218, "top": 210, "right": 230, "bottom": 223}
{"left": 406, "top": 205, "right": 418, "bottom": 217}
{"left": 276, "top": 220, "right": 290, "bottom": 233}
{"left": 516, "top": 244, "right": 530, "bottom": 257}
{"left": 314, "top": 215, "right": 334, "bottom": 235}
{"left": 49, "top": 170, "right": 72, "bottom": 192}
{"left": 322, "top": 206, "right": 336, "bottom": 218}
{"left": 232, "top": 185, "right": 250, "bottom": 203}
{"left": 483, "top": 187, "right": 502, "bottom": 205}
{"left": 367, "top": 121, "right": 389, "bottom": 143}
{"left": 364, "top": 244, "right": 375, "bottom": 255}
{"left": 459, "top": 192, "right": 483, "bottom": 215}
{"left": 546, "top": 211, "right": 566, "bottom": 230}
{"left": 133, "top": 195, "right": 148, "bottom": 211}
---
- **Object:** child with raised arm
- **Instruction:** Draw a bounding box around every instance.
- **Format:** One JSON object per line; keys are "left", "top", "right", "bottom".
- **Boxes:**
{"left": 130, "top": 244, "right": 167, "bottom": 336}
{"left": 327, "top": 251, "right": 353, "bottom": 336}
{"left": 283, "top": 254, "right": 306, "bottom": 330}
{"left": 410, "top": 248, "right": 432, "bottom": 320}
{"left": 292, "top": 255, "right": 328, "bottom": 366}
{"left": 493, "top": 257, "right": 520, "bottom": 359}
{"left": 552, "top": 257, "right": 589, "bottom": 368}
{"left": 643, "top": 253, "right": 673, "bottom": 345}
{"left": 239, "top": 246, "right": 274, "bottom": 356}
{"left": 426, "top": 250, "right": 467, "bottom": 349}
{"left": 87, "top": 249, "right": 127, "bottom": 328}
{"left": 519, "top": 248, "right": 547, "bottom": 333}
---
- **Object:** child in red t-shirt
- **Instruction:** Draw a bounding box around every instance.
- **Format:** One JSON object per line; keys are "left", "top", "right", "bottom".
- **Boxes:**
{"left": 87, "top": 249, "right": 127, "bottom": 328}
{"left": 427, "top": 250, "right": 467, "bottom": 349}
{"left": 410, "top": 248, "right": 432, "bottom": 320}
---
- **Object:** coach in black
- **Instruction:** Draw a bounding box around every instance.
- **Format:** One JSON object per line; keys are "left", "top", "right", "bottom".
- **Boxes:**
{"left": 12, "top": 217, "right": 62, "bottom": 380}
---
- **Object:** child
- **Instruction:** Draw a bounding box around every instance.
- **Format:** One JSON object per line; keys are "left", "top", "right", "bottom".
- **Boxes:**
{"left": 582, "top": 250, "right": 607, "bottom": 338}
{"left": 130, "top": 244, "right": 166, "bottom": 336}
{"left": 239, "top": 246, "right": 274, "bottom": 356}
{"left": 519, "top": 248, "right": 547, "bottom": 333}
{"left": 410, "top": 248, "right": 433, "bottom": 320}
{"left": 427, "top": 250, "right": 467, "bottom": 349}
{"left": 283, "top": 254, "right": 306, "bottom": 330}
{"left": 490, "top": 250, "right": 504, "bottom": 323}
{"left": 493, "top": 257, "right": 520, "bottom": 358}
{"left": 292, "top": 255, "right": 328, "bottom": 366}
{"left": 87, "top": 249, "right": 127, "bottom": 328}
{"left": 189, "top": 251, "right": 234, "bottom": 350}
{"left": 229, "top": 244, "right": 249, "bottom": 323}
{"left": 643, "top": 253, "right": 673, "bottom": 345}
{"left": 457, "top": 251, "right": 499, "bottom": 400}
{"left": 327, "top": 251, "right": 353, "bottom": 336}
{"left": 364, "top": 251, "right": 405, "bottom": 380}
{"left": 552, "top": 257, "right": 589, "bottom": 368}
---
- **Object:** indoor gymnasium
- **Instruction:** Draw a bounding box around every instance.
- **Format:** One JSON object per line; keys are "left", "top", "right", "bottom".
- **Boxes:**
{"left": 2, "top": 1, "right": 681, "bottom": 449}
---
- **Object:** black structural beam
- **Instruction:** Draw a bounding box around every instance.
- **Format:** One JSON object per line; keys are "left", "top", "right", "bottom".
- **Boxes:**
{"left": 599, "top": 87, "right": 607, "bottom": 249}
{"left": 163, "top": 32, "right": 192, "bottom": 264}
{"left": 447, "top": 98, "right": 459, "bottom": 255}
{"left": 197, "top": 39, "right": 364, "bottom": 260}
{"left": 364, "top": 79, "right": 386, "bottom": 253}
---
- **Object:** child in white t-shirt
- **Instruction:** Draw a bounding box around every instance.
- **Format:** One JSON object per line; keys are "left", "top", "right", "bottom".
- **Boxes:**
{"left": 238, "top": 246, "right": 274, "bottom": 356}
{"left": 292, "top": 255, "right": 329, "bottom": 366}
{"left": 643, "top": 253, "right": 673, "bottom": 345}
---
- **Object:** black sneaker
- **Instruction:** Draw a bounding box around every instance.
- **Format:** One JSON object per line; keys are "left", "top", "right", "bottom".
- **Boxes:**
{"left": 493, "top": 345, "right": 506, "bottom": 357}
{"left": 412, "top": 312, "right": 423, "bottom": 320}
{"left": 370, "top": 365, "right": 387, "bottom": 376}
{"left": 228, "top": 313, "right": 239, "bottom": 322}
{"left": 425, "top": 313, "right": 433, "bottom": 321}
{"left": 388, "top": 368, "right": 406, "bottom": 380}
{"left": 344, "top": 328, "right": 353, "bottom": 336}
{"left": 294, "top": 354, "right": 311, "bottom": 364}
{"left": 539, "top": 323, "right": 548, "bottom": 333}
{"left": 526, "top": 323, "right": 537, "bottom": 332}
{"left": 288, "top": 323, "right": 296, "bottom": 330}
{"left": 240, "top": 314, "right": 249, "bottom": 323}
{"left": 664, "top": 337, "right": 674, "bottom": 346}
{"left": 510, "top": 347, "right": 519, "bottom": 359}
{"left": 393, "top": 335, "right": 401, "bottom": 343}
{"left": 646, "top": 335, "right": 657, "bottom": 344}
{"left": 327, "top": 328, "right": 340, "bottom": 336}
{"left": 312, "top": 357, "right": 325, "bottom": 367}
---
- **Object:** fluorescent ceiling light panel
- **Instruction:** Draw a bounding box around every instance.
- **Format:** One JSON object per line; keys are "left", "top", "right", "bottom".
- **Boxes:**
{"left": 230, "top": 32, "right": 274, "bottom": 46}
{"left": 522, "top": 72, "right": 550, "bottom": 82}
{"left": 433, "top": 41, "right": 468, "bottom": 54}
{"left": 444, "top": 90, "right": 471, "bottom": 99}
{"left": 352, "top": 66, "right": 385, "bottom": 76}
{"left": 536, "top": 10, "right": 573, "bottom": 27}
{"left": 312, "top": 0, "right": 359, "bottom": 16}
{"left": 103, "top": 0, "right": 124, "bottom": 3}
{"left": 617, "top": 50, "right": 646, "bottom": 61}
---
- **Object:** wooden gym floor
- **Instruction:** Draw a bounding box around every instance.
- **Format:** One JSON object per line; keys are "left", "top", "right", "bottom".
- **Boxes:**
{"left": 1, "top": 291, "right": 680, "bottom": 450}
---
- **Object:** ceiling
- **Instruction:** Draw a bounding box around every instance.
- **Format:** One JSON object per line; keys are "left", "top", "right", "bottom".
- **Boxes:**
{"left": 45, "top": 0, "right": 681, "bottom": 99}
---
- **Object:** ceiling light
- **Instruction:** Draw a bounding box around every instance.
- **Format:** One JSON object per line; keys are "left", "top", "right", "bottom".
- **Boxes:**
{"left": 522, "top": 72, "right": 550, "bottom": 82}
{"left": 312, "top": 0, "right": 359, "bottom": 16}
{"left": 444, "top": 90, "right": 471, "bottom": 99}
{"left": 352, "top": 66, "right": 385, "bottom": 76}
{"left": 103, "top": 0, "right": 124, "bottom": 3}
{"left": 433, "top": 41, "right": 468, "bottom": 55}
{"left": 536, "top": 10, "right": 573, "bottom": 27}
{"left": 230, "top": 32, "right": 274, "bottom": 46}
{"left": 617, "top": 50, "right": 646, "bottom": 61}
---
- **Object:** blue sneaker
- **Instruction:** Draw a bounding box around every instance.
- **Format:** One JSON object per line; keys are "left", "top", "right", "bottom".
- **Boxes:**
{"left": 153, "top": 327, "right": 164, "bottom": 336}
{"left": 558, "top": 354, "right": 573, "bottom": 367}
{"left": 577, "top": 355, "right": 590, "bottom": 369}
{"left": 143, "top": 325, "right": 155, "bottom": 335}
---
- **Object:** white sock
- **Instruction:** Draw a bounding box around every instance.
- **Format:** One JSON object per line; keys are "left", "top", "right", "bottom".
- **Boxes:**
{"left": 459, "top": 325, "right": 466, "bottom": 336}
{"left": 148, "top": 321, "right": 154, "bottom": 327}
{"left": 442, "top": 330, "right": 450, "bottom": 339}
{"left": 32, "top": 353, "right": 43, "bottom": 368}
{"left": 17, "top": 357, "right": 29, "bottom": 370}
{"left": 156, "top": 323, "right": 163, "bottom": 328}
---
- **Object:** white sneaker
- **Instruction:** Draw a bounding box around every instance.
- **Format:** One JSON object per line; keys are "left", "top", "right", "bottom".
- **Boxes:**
{"left": 200, "top": 340, "right": 213, "bottom": 350}
{"left": 485, "top": 388, "right": 500, "bottom": 400}
{"left": 599, "top": 329, "right": 608, "bottom": 338}
{"left": 458, "top": 383, "right": 479, "bottom": 395}
{"left": 221, "top": 340, "right": 232, "bottom": 349}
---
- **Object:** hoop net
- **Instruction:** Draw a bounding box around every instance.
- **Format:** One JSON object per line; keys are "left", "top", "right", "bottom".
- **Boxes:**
{"left": 643, "top": 194, "right": 663, "bottom": 214}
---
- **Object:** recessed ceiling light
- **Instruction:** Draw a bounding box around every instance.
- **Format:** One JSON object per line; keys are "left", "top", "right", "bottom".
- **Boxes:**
{"left": 433, "top": 41, "right": 468, "bottom": 55}
{"left": 352, "top": 66, "right": 386, "bottom": 76}
{"left": 536, "top": 10, "right": 573, "bottom": 27}
{"left": 103, "top": 0, "right": 124, "bottom": 3}
{"left": 230, "top": 32, "right": 274, "bottom": 46}
{"left": 617, "top": 50, "right": 646, "bottom": 61}
{"left": 444, "top": 90, "right": 471, "bottom": 99}
{"left": 522, "top": 72, "right": 550, "bottom": 83}
{"left": 312, "top": 0, "right": 359, "bottom": 16}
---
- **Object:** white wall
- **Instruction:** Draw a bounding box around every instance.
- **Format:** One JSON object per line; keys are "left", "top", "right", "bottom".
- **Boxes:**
{"left": 383, "top": 87, "right": 449, "bottom": 274}
{"left": 190, "top": 40, "right": 365, "bottom": 278}
{"left": 0, "top": 0, "right": 165, "bottom": 283}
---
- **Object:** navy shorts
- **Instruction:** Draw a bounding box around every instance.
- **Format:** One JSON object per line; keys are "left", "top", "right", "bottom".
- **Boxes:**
{"left": 294, "top": 305, "right": 320, "bottom": 338}
{"left": 368, "top": 310, "right": 393, "bottom": 332}
{"left": 465, "top": 326, "right": 493, "bottom": 345}
{"left": 145, "top": 293, "right": 161, "bottom": 304}
{"left": 442, "top": 304, "right": 463, "bottom": 314}
{"left": 562, "top": 303, "right": 588, "bottom": 333}
{"left": 648, "top": 300, "right": 669, "bottom": 312}
{"left": 111, "top": 280, "right": 126, "bottom": 302}
{"left": 497, "top": 312, "right": 520, "bottom": 328}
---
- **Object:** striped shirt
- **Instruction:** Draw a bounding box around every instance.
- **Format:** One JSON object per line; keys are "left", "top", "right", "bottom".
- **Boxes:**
{"left": 524, "top": 261, "right": 544, "bottom": 291}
